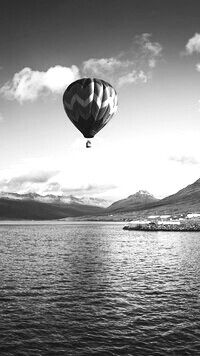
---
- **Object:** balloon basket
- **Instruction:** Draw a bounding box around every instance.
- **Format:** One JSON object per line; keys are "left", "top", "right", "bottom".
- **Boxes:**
{"left": 86, "top": 140, "right": 92, "bottom": 148}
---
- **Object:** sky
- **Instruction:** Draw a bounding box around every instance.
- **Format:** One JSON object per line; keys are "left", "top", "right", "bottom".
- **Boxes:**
{"left": 1, "top": 0, "right": 200, "bottom": 202}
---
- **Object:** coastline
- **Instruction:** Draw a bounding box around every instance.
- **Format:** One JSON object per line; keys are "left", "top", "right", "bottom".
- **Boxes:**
{"left": 123, "top": 222, "right": 200, "bottom": 232}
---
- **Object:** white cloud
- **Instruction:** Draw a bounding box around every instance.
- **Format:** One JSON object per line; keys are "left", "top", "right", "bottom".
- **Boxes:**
{"left": 0, "top": 155, "right": 118, "bottom": 198}
{"left": 8, "top": 169, "right": 59, "bottom": 185}
{"left": 135, "top": 33, "right": 162, "bottom": 56}
{"left": 0, "top": 168, "right": 59, "bottom": 193}
{"left": 1, "top": 132, "right": 200, "bottom": 201}
{"left": 44, "top": 183, "right": 117, "bottom": 196}
{"left": 83, "top": 57, "right": 124, "bottom": 75}
{"left": 0, "top": 65, "right": 80, "bottom": 102}
{"left": 169, "top": 155, "right": 199, "bottom": 165}
{"left": 185, "top": 35, "right": 200, "bottom": 107}
{"left": 185, "top": 33, "right": 200, "bottom": 54}
{"left": 118, "top": 70, "right": 148, "bottom": 87}
{"left": 0, "top": 33, "right": 162, "bottom": 103}
{"left": 82, "top": 33, "right": 162, "bottom": 87}
{"left": 196, "top": 63, "right": 200, "bottom": 71}
{"left": 0, "top": 113, "right": 3, "bottom": 122}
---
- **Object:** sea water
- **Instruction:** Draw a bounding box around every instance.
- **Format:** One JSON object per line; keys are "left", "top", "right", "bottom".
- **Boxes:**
{"left": 0, "top": 222, "right": 200, "bottom": 355}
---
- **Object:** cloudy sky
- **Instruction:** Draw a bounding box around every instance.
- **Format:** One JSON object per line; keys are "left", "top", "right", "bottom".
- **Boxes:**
{"left": 1, "top": 0, "right": 200, "bottom": 201}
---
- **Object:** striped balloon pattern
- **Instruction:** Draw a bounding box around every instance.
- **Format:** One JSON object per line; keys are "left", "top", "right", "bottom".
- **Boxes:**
{"left": 63, "top": 78, "right": 118, "bottom": 138}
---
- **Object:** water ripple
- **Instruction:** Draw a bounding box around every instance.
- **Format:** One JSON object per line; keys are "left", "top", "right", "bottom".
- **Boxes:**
{"left": 0, "top": 224, "right": 200, "bottom": 355}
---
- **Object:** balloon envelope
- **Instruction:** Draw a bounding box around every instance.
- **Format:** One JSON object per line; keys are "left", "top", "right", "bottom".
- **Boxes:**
{"left": 63, "top": 78, "right": 118, "bottom": 138}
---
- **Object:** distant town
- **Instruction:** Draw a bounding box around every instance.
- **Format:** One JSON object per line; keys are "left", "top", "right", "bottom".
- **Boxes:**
{"left": 123, "top": 213, "right": 200, "bottom": 231}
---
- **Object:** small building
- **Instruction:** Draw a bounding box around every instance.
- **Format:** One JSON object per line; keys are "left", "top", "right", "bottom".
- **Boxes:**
{"left": 158, "top": 220, "right": 180, "bottom": 225}
{"left": 129, "top": 220, "right": 150, "bottom": 226}
{"left": 187, "top": 213, "right": 200, "bottom": 219}
{"left": 160, "top": 215, "right": 171, "bottom": 220}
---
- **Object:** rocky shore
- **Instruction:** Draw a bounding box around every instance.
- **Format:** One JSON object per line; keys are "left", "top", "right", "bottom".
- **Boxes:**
{"left": 123, "top": 222, "right": 200, "bottom": 232}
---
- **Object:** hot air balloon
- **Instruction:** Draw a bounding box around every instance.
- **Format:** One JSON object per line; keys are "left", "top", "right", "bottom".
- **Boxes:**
{"left": 63, "top": 78, "right": 118, "bottom": 147}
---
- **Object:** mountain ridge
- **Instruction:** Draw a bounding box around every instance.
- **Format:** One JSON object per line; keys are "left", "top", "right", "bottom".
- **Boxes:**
{"left": 106, "top": 178, "right": 200, "bottom": 217}
{"left": 107, "top": 190, "right": 159, "bottom": 213}
{"left": 0, "top": 191, "right": 111, "bottom": 207}
{"left": 1, "top": 178, "right": 200, "bottom": 220}
{"left": 0, "top": 192, "right": 105, "bottom": 220}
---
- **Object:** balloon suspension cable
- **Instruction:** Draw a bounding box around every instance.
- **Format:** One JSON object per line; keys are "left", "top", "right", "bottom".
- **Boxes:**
{"left": 86, "top": 140, "right": 92, "bottom": 148}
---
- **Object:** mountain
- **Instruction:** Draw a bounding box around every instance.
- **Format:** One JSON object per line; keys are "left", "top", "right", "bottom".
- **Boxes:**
{"left": 0, "top": 192, "right": 110, "bottom": 207}
{"left": 1, "top": 178, "right": 200, "bottom": 220}
{"left": 0, "top": 192, "right": 106, "bottom": 220}
{"left": 144, "top": 178, "right": 200, "bottom": 214}
{"left": 106, "top": 179, "right": 200, "bottom": 217}
{"left": 107, "top": 190, "right": 159, "bottom": 213}
{"left": 158, "top": 178, "right": 200, "bottom": 205}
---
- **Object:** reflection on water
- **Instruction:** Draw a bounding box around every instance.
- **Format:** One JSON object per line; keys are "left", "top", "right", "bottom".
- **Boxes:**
{"left": 0, "top": 223, "right": 200, "bottom": 355}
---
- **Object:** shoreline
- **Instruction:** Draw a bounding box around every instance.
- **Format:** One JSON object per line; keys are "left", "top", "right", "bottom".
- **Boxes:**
{"left": 123, "top": 224, "right": 200, "bottom": 232}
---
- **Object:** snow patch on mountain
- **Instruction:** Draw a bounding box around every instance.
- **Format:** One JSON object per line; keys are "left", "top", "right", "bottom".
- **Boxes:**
{"left": 0, "top": 191, "right": 111, "bottom": 207}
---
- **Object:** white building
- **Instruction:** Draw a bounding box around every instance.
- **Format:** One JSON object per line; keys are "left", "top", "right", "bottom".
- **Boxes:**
{"left": 160, "top": 215, "right": 171, "bottom": 220}
{"left": 187, "top": 213, "right": 200, "bottom": 219}
{"left": 158, "top": 220, "right": 180, "bottom": 225}
{"left": 129, "top": 220, "right": 150, "bottom": 226}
